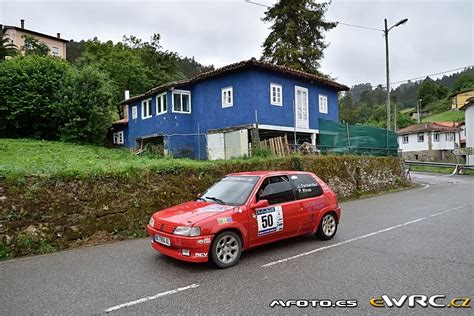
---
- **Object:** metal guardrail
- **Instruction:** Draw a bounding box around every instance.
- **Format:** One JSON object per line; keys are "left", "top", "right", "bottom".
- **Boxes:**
{"left": 404, "top": 160, "right": 474, "bottom": 170}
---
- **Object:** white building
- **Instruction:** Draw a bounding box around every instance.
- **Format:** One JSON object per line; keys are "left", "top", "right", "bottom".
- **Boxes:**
{"left": 398, "top": 123, "right": 461, "bottom": 161}
{"left": 460, "top": 97, "right": 474, "bottom": 164}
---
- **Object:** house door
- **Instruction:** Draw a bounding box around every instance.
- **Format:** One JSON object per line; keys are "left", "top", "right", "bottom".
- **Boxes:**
{"left": 295, "top": 86, "right": 309, "bottom": 129}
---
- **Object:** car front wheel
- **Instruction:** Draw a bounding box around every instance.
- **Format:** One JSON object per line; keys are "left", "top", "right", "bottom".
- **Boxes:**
{"left": 316, "top": 213, "right": 338, "bottom": 240}
{"left": 211, "top": 231, "right": 242, "bottom": 269}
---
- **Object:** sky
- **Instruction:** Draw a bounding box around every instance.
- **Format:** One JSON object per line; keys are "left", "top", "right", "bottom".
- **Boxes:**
{"left": 1, "top": 0, "right": 473, "bottom": 88}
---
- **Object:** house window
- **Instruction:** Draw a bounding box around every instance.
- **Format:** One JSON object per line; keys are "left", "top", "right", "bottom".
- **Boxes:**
{"left": 156, "top": 92, "right": 167, "bottom": 115}
{"left": 417, "top": 132, "right": 424, "bottom": 143}
{"left": 222, "top": 87, "right": 233, "bottom": 107}
{"left": 446, "top": 133, "right": 454, "bottom": 142}
{"left": 51, "top": 46, "right": 59, "bottom": 56}
{"left": 433, "top": 132, "right": 440, "bottom": 142}
{"left": 172, "top": 90, "right": 191, "bottom": 113}
{"left": 402, "top": 135, "right": 409, "bottom": 144}
{"left": 270, "top": 83, "right": 282, "bottom": 106}
{"left": 131, "top": 106, "right": 138, "bottom": 119}
{"left": 113, "top": 131, "right": 124, "bottom": 145}
{"left": 319, "top": 95, "right": 328, "bottom": 114}
{"left": 141, "top": 99, "right": 152, "bottom": 119}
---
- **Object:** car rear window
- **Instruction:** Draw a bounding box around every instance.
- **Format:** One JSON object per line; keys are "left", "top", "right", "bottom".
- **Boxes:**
{"left": 291, "top": 174, "right": 323, "bottom": 199}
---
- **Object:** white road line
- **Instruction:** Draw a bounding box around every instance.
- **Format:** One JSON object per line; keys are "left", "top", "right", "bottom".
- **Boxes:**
{"left": 104, "top": 283, "right": 199, "bottom": 313}
{"left": 262, "top": 205, "right": 469, "bottom": 268}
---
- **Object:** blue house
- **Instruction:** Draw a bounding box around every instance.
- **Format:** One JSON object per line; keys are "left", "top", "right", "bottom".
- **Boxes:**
{"left": 111, "top": 58, "right": 348, "bottom": 159}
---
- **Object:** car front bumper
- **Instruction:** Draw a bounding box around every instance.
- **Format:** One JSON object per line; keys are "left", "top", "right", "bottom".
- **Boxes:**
{"left": 146, "top": 224, "right": 213, "bottom": 263}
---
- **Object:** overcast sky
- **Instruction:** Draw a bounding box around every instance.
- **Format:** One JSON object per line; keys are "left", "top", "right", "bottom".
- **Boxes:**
{"left": 1, "top": 0, "right": 473, "bottom": 88}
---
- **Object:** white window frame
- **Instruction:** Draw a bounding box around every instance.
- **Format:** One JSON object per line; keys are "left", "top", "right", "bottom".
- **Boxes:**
{"left": 51, "top": 46, "right": 59, "bottom": 56}
{"left": 417, "top": 132, "right": 424, "bottom": 143}
{"left": 141, "top": 98, "right": 152, "bottom": 119}
{"left": 446, "top": 133, "right": 454, "bottom": 142}
{"left": 131, "top": 106, "right": 138, "bottom": 119}
{"left": 402, "top": 135, "right": 409, "bottom": 144}
{"left": 221, "top": 86, "right": 233, "bottom": 108}
{"left": 319, "top": 94, "right": 328, "bottom": 114}
{"left": 113, "top": 131, "right": 124, "bottom": 145}
{"left": 156, "top": 92, "right": 167, "bottom": 115}
{"left": 270, "top": 83, "right": 282, "bottom": 106}
{"left": 433, "top": 132, "right": 440, "bottom": 142}
{"left": 172, "top": 90, "right": 192, "bottom": 114}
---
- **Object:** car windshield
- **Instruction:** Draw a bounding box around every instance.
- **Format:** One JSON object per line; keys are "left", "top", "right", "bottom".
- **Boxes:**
{"left": 201, "top": 176, "right": 259, "bottom": 206}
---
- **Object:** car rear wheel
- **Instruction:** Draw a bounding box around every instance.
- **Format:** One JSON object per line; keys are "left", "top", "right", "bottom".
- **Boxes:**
{"left": 211, "top": 231, "right": 242, "bottom": 269}
{"left": 316, "top": 213, "right": 338, "bottom": 240}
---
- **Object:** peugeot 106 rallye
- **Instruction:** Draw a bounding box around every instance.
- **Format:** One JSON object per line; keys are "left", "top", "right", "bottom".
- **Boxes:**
{"left": 147, "top": 171, "right": 341, "bottom": 268}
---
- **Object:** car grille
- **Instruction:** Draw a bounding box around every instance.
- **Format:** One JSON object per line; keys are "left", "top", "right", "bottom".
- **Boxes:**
{"left": 154, "top": 221, "right": 176, "bottom": 234}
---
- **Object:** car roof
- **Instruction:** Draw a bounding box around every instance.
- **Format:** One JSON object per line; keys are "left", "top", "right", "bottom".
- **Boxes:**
{"left": 228, "top": 171, "right": 313, "bottom": 177}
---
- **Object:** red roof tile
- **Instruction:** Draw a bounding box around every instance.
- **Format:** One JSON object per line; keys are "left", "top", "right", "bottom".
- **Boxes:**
{"left": 397, "top": 122, "right": 461, "bottom": 134}
{"left": 121, "top": 58, "right": 349, "bottom": 105}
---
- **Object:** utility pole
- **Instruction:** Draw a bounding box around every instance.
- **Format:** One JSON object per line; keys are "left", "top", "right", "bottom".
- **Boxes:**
{"left": 384, "top": 19, "right": 391, "bottom": 131}
{"left": 417, "top": 98, "right": 422, "bottom": 124}
{"left": 384, "top": 18, "right": 408, "bottom": 132}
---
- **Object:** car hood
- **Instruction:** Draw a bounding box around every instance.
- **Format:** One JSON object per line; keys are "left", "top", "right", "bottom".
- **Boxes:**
{"left": 153, "top": 201, "right": 236, "bottom": 225}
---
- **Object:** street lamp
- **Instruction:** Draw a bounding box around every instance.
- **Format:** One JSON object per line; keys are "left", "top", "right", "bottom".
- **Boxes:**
{"left": 384, "top": 18, "right": 408, "bottom": 132}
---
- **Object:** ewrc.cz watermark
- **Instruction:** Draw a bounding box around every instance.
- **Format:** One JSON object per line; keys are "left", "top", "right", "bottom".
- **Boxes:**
{"left": 269, "top": 299, "right": 358, "bottom": 308}
{"left": 369, "top": 295, "right": 471, "bottom": 308}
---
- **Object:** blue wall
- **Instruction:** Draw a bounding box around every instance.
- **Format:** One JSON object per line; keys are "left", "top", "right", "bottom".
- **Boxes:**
{"left": 120, "top": 67, "right": 340, "bottom": 159}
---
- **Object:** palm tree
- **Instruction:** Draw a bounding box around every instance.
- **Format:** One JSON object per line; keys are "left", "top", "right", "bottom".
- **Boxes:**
{"left": 0, "top": 28, "right": 18, "bottom": 60}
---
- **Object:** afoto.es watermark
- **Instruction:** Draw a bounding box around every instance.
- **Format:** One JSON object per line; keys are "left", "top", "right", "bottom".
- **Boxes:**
{"left": 369, "top": 295, "right": 471, "bottom": 308}
{"left": 269, "top": 299, "right": 358, "bottom": 308}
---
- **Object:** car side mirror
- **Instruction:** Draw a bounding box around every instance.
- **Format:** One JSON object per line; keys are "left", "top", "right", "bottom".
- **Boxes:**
{"left": 251, "top": 199, "right": 269, "bottom": 209}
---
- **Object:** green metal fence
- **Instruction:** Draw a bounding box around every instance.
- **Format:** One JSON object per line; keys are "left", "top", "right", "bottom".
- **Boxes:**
{"left": 319, "top": 119, "right": 399, "bottom": 156}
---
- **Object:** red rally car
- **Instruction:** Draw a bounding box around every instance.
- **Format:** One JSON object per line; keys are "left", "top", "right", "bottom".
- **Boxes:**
{"left": 146, "top": 171, "right": 341, "bottom": 268}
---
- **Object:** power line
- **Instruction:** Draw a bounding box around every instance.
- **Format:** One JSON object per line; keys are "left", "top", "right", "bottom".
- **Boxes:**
{"left": 346, "top": 65, "right": 473, "bottom": 92}
{"left": 244, "top": 0, "right": 382, "bottom": 32}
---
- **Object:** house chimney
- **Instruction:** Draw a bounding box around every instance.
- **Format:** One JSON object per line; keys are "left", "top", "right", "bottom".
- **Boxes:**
{"left": 20, "top": 19, "right": 25, "bottom": 29}
{"left": 57, "top": 33, "right": 61, "bottom": 38}
{"left": 124, "top": 90, "right": 130, "bottom": 100}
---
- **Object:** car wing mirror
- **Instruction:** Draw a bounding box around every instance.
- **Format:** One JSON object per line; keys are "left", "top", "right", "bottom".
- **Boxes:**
{"left": 251, "top": 199, "right": 269, "bottom": 209}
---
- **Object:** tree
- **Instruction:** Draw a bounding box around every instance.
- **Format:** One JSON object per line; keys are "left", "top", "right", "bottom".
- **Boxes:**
{"left": 58, "top": 66, "right": 115, "bottom": 144}
{"left": 22, "top": 35, "right": 50, "bottom": 56}
{"left": 0, "top": 29, "right": 18, "bottom": 60}
{"left": 451, "top": 73, "right": 474, "bottom": 93}
{"left": 0, "top": 55, "right": 71, "bottom": 139}
{"left": 261, "top": 0, "right": 336, "bottom": 74}
{"left": 417, "top": 77, "right": 444, "bottom": 107}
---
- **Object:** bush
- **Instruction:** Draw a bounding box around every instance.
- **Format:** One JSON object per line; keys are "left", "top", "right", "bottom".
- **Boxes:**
{"left": 58, "top": 66, "right": 115, "bottom": 144}
{"left": 0, "top": 55, "right": 71, "bottom": 139}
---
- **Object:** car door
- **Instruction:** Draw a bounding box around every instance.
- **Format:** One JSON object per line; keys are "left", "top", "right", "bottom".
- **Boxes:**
{"left": 290, "top": 173, "right": 327, "bottom": 232}
{"left": 248, "top": 175, "right": 301, "bottom": 247}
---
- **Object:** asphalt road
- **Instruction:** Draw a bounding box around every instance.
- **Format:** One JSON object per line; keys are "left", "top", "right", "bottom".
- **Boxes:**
{"left": 1, "top": 172, "right": 473, "bottom": 315}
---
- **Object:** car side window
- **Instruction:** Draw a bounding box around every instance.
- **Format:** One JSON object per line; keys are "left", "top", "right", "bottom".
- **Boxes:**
{"left": 291, "top": 174, "right": 323, "bottom": 199}
{"left": 257, "top": 175, "right": 295, "bottom": 205}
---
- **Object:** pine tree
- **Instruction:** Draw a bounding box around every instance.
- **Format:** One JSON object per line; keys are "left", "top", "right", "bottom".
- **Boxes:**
{"left": 261, "top": 0, "right": 336, "bottom": 74}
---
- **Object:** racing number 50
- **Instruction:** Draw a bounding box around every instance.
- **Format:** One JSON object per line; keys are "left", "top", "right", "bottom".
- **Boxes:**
{"left": 261, "top": 214, "right": 274, "bottom": 228}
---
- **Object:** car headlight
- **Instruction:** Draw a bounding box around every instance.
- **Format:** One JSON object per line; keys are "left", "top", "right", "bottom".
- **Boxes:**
{"left": 173, "top": 226, "right": 201, "bottom": 237}
{"left": 149, "top": 217, "right": 154, "bottom": 228}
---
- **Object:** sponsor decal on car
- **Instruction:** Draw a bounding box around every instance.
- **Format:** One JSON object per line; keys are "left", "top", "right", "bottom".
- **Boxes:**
{"left": 194, "top": 252, "right": 208, "bottom": 258}
{"left": 217, "top": 217, "right": 233, "bottom": 225}
{"left": 256, "top": 206, "right": 284, "bottom": 236}
{"left": 197, "top": 237, "right": 211, "bottom": 245}
{"left": 195, "top": 205, "right": 232, "bottom": 214}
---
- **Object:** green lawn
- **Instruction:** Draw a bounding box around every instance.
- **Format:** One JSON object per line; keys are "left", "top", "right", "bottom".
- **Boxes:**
{"left": 422, "top": 110, "right": 465, "bottom": 122}
{"left": 0, "top": 139, "right": 211, "bottom": 180}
